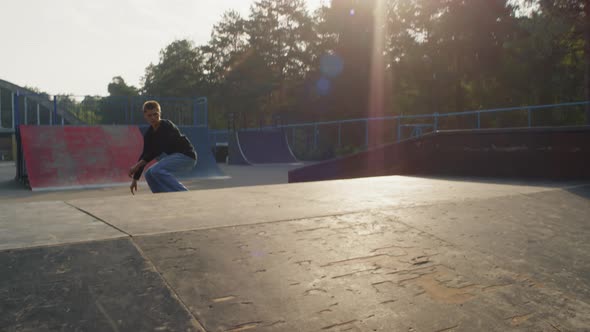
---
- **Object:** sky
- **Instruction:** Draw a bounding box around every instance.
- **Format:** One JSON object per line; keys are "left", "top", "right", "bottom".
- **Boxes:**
{"left": 0, "top": 0, "right": 325, "bottom": 97}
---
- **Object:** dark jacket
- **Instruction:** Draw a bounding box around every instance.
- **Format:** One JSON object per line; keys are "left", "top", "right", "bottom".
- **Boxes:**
{"left": 133, "top": 119, "right": 196, "bottom": 180}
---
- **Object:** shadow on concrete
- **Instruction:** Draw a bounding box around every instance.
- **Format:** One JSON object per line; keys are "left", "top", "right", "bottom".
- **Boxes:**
{"left": 565, "top": 184, "right": 590, "bottom": 199}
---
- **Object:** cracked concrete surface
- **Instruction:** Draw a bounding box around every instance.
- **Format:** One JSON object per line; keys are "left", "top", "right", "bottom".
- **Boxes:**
{"left": 136, "top": 203, "right": 590, "bottom": 331}
{"left": 1, "top": 176, "right": 589, "bottom": 331}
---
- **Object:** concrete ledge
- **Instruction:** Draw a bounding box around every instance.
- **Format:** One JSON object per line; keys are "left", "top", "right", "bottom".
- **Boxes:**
{"left": 0, "top": 201, "right": 126, "bottom": 251}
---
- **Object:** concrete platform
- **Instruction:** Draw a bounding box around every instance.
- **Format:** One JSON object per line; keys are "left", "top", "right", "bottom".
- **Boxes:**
{"left": 65, "top": 176, "right": 571, "bottom": 236}
{"left": 0, "top": 201, "right": 124, "bottom": 251}
{"left": 0, "top": 238, "right": 203, "bottom": 331}
{"left": 1, "top": 176, "right": 589, "bottom": 331}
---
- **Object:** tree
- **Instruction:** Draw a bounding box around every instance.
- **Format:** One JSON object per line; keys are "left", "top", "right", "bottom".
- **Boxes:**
{"left": 142, "top": 39, "right": 207, "bottom": 97}
{"left": 223, "top": 50, "right": 276, "bottom": 128}
{"left": 201, "top": 10, "right": 251, "bottom": 128}
{"left": 98, "top": 76, "right": 140, "bottom": 125}
{"left": 320, "top": 0, "right": 377, "bottom": 119}
{"left": 534, "top": 0, "right": 590, "bottom": 123}
{"left": 129, "top": 0, "right": 588, "bottom": 132}
{"left": 415, "top": 0, "right": 516, "bottom": 113}
{"left": 202, "top": 10, "right": 249, "bottom": 85}
{"left": 107, "top": 76, "right": 138, "bottom": 96}
{"left": 247, "top": 0, "right": 317, "bottom": 119}
{"left": 248, "top": 0, "right": 316, "bottom": 80}
{"left": 79, "top": 96, "right": 102, "bottom": 124}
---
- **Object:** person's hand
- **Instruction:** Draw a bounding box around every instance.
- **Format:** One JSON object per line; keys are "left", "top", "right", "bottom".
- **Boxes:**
{"left": 128, "top": 164, "right": 139, "bottom": 178}
{"left": 128, "top": 161, "right": 145, "bottom": 178}
{"left": 130, "top": 179, "right": 138, "bottom": 195}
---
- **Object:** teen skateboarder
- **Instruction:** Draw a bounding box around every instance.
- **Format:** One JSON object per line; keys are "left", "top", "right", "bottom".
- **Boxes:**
{"left": 128, "top": 100, "right": 197, "bottom": 194}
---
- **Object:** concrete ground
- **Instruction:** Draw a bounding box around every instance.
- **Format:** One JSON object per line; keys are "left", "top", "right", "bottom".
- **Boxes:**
{"left": 1, "top": 161, "right": 589, "bottom": 331}
{"left": 0, "top": 161, "right": 302, "bottom": 202}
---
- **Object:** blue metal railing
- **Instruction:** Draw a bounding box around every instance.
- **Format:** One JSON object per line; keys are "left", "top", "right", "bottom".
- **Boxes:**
{"left": 209, "top": 101, "right": 590, "bottom": 154}
{"left": 8, "top": 94, "right": 208, "bottom": 128}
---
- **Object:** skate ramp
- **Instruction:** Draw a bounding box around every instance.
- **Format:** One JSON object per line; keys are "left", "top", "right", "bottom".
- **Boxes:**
{"left": 289, "top": 126, "right": 590, "bottom": 183}
{"left": 227, "top": 131, "right": 249, "bottom": 165}
{"left": 178, "top": 126, "right": 225, "bottom": 178}
{"left": 228, "top": 130, "right": 299, "bottom": 165}
{"left": 19, "top": 125, "right": 143, "bottom": 191}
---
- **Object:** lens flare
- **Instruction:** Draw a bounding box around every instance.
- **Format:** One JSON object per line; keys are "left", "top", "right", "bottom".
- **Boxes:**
{"left": 320, "top": 54, "right": 344, "bottom": 78}
{"left": 316, "top": 78, "right": 331, "bottom": 96}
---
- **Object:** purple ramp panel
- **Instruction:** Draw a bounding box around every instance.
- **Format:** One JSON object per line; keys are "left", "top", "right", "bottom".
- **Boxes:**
{"left": 237, "top": 130, "right": 299, "bottom": 164}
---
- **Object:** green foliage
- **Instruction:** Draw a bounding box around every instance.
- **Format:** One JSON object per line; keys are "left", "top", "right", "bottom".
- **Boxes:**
{"left": 92, "top": 0, "right": 590, "bottom": 130}
{"left": 335, "top": 145, "right": 362, "bottom": 157}
{"left": 107, "top": 76, "right": 139, "bottom": 97}
{"left": 142, "top": 39, "right": 207, "bottom": 97}
{"left": 79, "top": 96, "right": 103, "bottom": 124}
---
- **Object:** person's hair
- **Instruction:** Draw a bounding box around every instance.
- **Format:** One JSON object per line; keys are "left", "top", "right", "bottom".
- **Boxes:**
{"left": 143, "top": 100, "right": 161, "bottom": 113}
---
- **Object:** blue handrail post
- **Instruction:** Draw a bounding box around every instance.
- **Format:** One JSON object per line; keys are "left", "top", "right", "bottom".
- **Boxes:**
{"left": 129, "top": 97, "right": 134, "bottom": 125}
{"left": 53, "top": 96, "right": 58, "bottom": 126}
{"left": 10, "top": 92, "right": 15, "bottom": 129}
{"left": 364, "top": 120, "right": 369, "bottom": 147}
{"left": 204, "top": 97, "right": 208, "bottom": 128}
{"left": 14, "top": 91, "right": 22, "bottom": 181}
{"left": 24, "top": 97, "right": 27, "bottom": 125}
{"left": 477, "top": 111, "right": 481, "bottom": 129}
{"left": 338, "top": 122, "right": 342, "bottom": 147}
{"left": 124, "top": 99, "right": 129, "bottom": 125}
{"left": 14, "top": 91, "right": 20, "bottom": 129}
{"left": 193, "top": 98, "right": 198, "bottom": 127}
{"left": 397, "top": 117, "right": 402, "bottom": 142}
{"left": 528, "top": 108, "right": 532, "bottom": 127}
{"left": 433, "top": 112, "right": 439, "bottom": 131}
{"left": 313, "top": 124, "right": 318, "bottom": 150}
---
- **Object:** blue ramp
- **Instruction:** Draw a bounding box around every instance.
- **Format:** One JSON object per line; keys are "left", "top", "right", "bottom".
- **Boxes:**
{"left": 139, "top": 125, "right": 225, "bottom": 178}
{"left": 228, "top": 130, "right": 300, "bottom": 165}
{"left": 228, "top": 131, "right": 250, "bottom": 165}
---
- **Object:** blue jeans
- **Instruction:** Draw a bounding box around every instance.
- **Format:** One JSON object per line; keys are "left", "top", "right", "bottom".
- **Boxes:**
{"left": 144, "top": 153, "right": 196, "bottom": 193}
